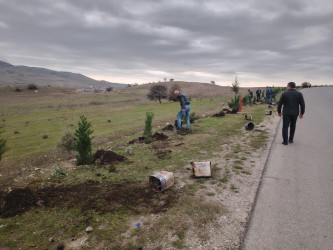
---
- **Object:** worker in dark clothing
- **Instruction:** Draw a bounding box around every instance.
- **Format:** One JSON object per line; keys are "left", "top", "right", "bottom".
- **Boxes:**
{"left": 266, "top": 86, "right": 272, "bottom": 103}
{"left": 256, "top": 88, "right": 261, "bottom": 101}
{"left": 277, "top": 82, "right": 305, "bottom": 145}
{"left": 248, "top": 89, "right": 253, "bottom": 102}
{"left": 174, "top": 90, "right": 191, "bottom": 130}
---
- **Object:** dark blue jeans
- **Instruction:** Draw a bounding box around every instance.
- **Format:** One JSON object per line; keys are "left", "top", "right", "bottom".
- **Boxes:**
{"left": 177, "top": 105, "right": 191, "bottom": 129}
{"left": 282, "top": 115, "right": 298, "bottom": 142}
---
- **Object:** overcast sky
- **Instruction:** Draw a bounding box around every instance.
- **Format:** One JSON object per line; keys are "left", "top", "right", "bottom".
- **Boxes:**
{"left": 0, "top": 0, "right": 332, "bottom": 87}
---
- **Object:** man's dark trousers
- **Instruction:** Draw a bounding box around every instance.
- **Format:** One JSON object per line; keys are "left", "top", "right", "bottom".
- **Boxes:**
{"left": 282, "top": 115, "right": 298, "bottom": 142}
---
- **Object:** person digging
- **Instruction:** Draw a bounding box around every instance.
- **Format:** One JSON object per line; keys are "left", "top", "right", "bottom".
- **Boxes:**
{"left": 174, "top": 90, "right": 191, "bottom": 130}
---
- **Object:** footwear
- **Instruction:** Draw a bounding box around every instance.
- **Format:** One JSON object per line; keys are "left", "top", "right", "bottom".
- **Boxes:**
{"left": 288, "top": 139, "right": 293, "bottom": 143}
{"left": 282, "top": 142, "right": 288, "bottom": 145}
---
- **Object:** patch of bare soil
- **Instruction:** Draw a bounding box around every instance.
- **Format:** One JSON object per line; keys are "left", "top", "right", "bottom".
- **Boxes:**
{"left": 128, "top": 136, "right": 146, "bottom": 144}
{"left": 162, "top": 124, "right": 174, "bottom": 131}
{"left": 0, "top": 181, "right": 178, "bottom": 218}
{"left": 222, "top": 108, "right": 238, "bottom": 114}
{"left": 93, "top": 150, "right": 126, "bottom": 165}
{"left": 212, "top": 111, "right": 225, "bottom": 117}
{"left": 128, "top": 132, "right": 170, "bottom": 144}
{"left": 152, "top": 132, "right": 169, "bottom": 141}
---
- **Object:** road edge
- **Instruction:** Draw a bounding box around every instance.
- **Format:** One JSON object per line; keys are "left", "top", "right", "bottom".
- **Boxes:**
{"left": 239, "top": 116, "right": 282, "bottom": 249}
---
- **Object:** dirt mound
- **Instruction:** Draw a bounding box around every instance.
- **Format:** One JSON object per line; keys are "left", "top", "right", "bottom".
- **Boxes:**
{"left": 128, "top": 137, "right": 145, "bottom": 144}
{"left": 153, "top": 132, "right": 169, "bottom": 141}
{"left": 0, "top": 182, "right": 178, "bottom": 218}
{"left": 93, "top": 150, "right": 126, "bottom": 165}
{"left": 129, "top": 133, "right": 169, "bottom": 144}
{"left": 212, "top": 111, "right": 225, "bottom": 117}
{"left": 162, "top": 124, "right": 174, "bottom": 131}
{"left": 0, "top": 188, "right": 37, "bottom": 218}
{"left": 222, "top": 108, "right": 238, "bottom": 114}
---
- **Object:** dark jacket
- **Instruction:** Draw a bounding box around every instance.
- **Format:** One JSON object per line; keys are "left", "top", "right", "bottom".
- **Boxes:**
{"left": 178, "top": 93, "right": 190, "bottom": 109}
{"left": 277, "top": 89, "right": 305, "bottom": 116}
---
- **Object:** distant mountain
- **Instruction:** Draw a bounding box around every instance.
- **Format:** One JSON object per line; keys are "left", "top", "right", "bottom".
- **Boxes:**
{"left": 0, "top": 60, "right": 127, "bottom": 89}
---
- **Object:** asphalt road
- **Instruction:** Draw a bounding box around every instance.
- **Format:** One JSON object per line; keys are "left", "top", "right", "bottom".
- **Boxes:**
{"left": 243, "top": 87, "right": 333, "bottom": 250}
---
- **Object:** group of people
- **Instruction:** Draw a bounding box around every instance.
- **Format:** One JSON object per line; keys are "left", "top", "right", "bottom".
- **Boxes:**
{"left": 265, "top": 86, "right": 275, "bottom": 103}
{"left": 174, "top": 81, "right": 305, "bottom": 146}
{"left": 247, "top": 86, "right": 275, "bottom": 103}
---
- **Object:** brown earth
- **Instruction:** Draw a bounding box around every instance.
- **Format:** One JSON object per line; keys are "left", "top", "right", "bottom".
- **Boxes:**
{"left": 212, "top": 108, "right": 240, "bottom": 117}
{"left": 222, "top": 108, "right": 238, "bottom": 114}
{"left": 162, "top": 124, "right": 174, "bottom": 131}
{"left": 152, "top": 132, "right": 169, "bottom": 141}
{"left": 212, "top": 111, "right": 226, "bottom": 117}
{"left": 93, "top": 150, "right": 126, "bottom": 165}
{"left": 128, "top": 136, "right": 146, "bottom": 144}
{"left": 0, "top": 181, "right": 177, "bottom": 218}
{"left": 128, "top": 132, "right": 170, "bottom": 144}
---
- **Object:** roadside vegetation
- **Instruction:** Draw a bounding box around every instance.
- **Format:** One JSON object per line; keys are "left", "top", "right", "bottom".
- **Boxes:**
{"left": 0, "top": 125, "right": 8, "bottom": 161}
{"left": 0, "top": 84, "right": 278, "bottom": 249}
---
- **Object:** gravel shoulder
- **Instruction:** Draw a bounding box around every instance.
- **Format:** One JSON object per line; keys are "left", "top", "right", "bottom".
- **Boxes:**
{"left": 187, "top": 114, "right": 281, "bottom": 249}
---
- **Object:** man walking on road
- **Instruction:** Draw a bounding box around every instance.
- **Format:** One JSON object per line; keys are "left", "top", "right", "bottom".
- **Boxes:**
{"left": 174, "top": 90, "right": 191, "bottom": 130}
{"left": 277, "top": 82, "right": 305, "bottom": 145}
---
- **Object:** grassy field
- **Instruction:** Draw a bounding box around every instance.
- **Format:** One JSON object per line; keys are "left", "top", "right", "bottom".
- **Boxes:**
{"left": 0, "top": 84, "right": 275, "bottom": 249}
{"left": 1, "top": 85, "right": 227, "bottom": 161}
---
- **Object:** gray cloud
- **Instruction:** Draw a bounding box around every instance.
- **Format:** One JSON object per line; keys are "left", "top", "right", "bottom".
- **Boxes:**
{"left": 0, "top": 0, "right": 332, "bottom": 86}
